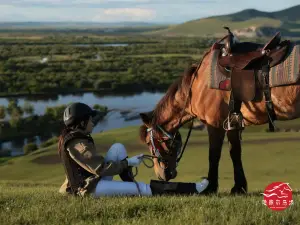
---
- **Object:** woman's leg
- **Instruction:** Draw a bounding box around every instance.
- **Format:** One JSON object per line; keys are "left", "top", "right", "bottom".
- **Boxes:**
{"left": 101, "top": 143, "right": 129, "bottom": 181}
{"left": 93, "top": 180, "right": 152, "bottom": 197}
{"left": 92, "top": 179, "right": 209, "bottom": 197}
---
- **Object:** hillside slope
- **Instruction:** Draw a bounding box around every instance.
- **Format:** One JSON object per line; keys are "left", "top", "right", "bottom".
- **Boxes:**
{"left": 152, "top": 5, "right": 300, "bottom": 38}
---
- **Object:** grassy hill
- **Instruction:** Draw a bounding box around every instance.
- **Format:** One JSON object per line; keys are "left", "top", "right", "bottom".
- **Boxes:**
{"left": 1, "top": 125, "right": 300, "bottom": 224}
{"left": 151, "top": 5, "right": 300, "bottom": 38}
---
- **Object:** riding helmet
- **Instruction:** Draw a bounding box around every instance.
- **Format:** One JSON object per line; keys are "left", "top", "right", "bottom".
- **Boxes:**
{"left": 63, "top": 102, "right": 97, "bottom": 127}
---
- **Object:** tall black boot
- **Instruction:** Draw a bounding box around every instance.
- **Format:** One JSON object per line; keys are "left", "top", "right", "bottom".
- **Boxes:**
{"left": 119, "top": 167, "right": 135, "bottom": 182}
{"left": 150, "top": 180, "right": 202, "bottom": 196}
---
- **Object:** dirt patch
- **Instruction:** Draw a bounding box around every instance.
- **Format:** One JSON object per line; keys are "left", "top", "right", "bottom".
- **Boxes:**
{"left": 186, "top": 136, "right": 300, "bottom": 146}
{"left": 235, "top": 137, "right": 300, "bottom": 145}
{"left": 32, "top": 154, "right": 61, "bottom": 165}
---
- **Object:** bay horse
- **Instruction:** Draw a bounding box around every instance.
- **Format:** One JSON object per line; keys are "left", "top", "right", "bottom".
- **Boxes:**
{"left": 138, "top": 30, "right": 300, "bottom": 194}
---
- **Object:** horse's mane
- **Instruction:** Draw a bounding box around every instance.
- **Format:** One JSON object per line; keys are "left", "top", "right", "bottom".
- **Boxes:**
{"left": 152, "top": 64, "right": 198, "bottom": 125}
{"left": 139, "top": 63, "right": 198, "bottom": 143}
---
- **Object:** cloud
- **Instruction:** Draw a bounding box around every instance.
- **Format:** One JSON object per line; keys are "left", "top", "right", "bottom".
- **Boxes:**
{"left": 104, "top": 8, "right": 154, "bottom": 17}
{"left": 0, "top": 0, "right": 215, "bottom": 8}
{"left": 0, "top": 0, "right": 299, "bottom": 23}
{"left": 93, "top": 8, "right": 156, "bottom": 22}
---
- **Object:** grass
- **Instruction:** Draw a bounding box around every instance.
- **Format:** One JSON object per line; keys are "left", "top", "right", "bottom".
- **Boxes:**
{"left": 1, "top": 183, "right": 299, "bottom": 225}
{"left": 0, "top": 35, "right": 44, "bottom": 40}
{"left": 151, "top": 17, "right": 282, "bottom": 36}
{"left": 1, "top": 125, "right": 300, "bottom": 224}
{"left": 124, "top": 54, "right": 201, "bottom": 59}
{"left": 13, "top": 53, "right": 201, "bottom": 63}
{"left": 14, "top": 55, "right": 74, "bottom": 62}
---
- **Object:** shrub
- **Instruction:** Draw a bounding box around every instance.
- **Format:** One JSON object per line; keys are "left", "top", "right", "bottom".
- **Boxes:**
{"left": 24, "top": 143, "right": 38, "bottom": 154}
{"left": 0, "top": 149, "right": 11, "bottom": 157}
{"left": 93, "top": 104, "right": 108, "bottom": 112}
{"left": 40, "top": 136, "right": 59, "bottom": 148}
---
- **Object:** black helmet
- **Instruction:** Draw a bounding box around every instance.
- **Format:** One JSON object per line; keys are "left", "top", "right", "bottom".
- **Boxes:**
{"left": 63, "top": 102, "right": 97, "bottom": 127}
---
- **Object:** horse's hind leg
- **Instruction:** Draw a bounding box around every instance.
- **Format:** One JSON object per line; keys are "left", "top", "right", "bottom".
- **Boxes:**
{"left": 204, "top": 125, "right": 226, "bottom": 194}
{"left": 227, "top": 130, "right": 248, "bottom": 194}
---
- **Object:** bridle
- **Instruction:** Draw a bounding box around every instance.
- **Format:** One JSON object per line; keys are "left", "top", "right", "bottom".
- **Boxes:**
{"left": 146, "top": 125, "right": 180, "bottom": 168}
{"left": 146, "top": 121, "right": 194, "bottom": 170}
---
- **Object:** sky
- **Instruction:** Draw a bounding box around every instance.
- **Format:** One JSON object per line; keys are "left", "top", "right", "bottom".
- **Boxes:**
{"left": 0, "top": 0, "right": 299, "bottom": 24}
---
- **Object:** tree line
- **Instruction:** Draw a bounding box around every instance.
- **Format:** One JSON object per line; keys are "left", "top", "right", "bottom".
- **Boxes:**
{"left": 0, "top": 100, "right": 108, "bottom": 143}
{"left": 0, "top": 36, "right": 213, "bottom": 95}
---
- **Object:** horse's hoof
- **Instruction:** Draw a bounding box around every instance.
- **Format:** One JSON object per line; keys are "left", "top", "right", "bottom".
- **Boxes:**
{"left": 230, "top": 186, "right": 247, "bottom": 195}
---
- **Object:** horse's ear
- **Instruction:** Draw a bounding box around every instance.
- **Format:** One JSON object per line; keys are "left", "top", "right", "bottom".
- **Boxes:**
{"left": 139, "top": 113, "right": 151, "bottom": 126}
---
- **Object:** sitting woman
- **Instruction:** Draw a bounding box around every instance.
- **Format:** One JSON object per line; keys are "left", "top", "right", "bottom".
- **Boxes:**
{"left": 58, "top": 102, "right": 209, "bottom": 197}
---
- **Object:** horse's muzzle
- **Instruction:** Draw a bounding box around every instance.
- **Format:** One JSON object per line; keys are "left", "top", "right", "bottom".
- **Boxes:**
{"left": 164, "top": 168, "right": 177, "bottom": 181}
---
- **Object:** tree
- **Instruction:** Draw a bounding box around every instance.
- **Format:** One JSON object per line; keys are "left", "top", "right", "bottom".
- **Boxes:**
{"left": 23, "top": 101, "right": 34, "bottom": 115}
{"left": 0, "top": 106, "right": 6, "bottom": 119}
{"left": 7, "top": 100, "right": 23, "bottom": 117}
{"left": 24, "top": 143, "right": 38, "bottom": 155}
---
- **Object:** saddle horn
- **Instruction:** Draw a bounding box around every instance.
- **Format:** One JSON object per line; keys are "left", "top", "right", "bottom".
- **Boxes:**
{"left": 223, "top": 26, "right": 235, "bottom": 56}
{"left": 223, "top": 26, "right": 233, "bottom": 35}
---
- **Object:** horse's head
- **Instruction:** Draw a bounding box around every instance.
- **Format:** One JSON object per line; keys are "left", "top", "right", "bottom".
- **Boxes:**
{"left": 139, "top": 112, "right": 183, "bottom": 181}
{"left": 138, "top": 64, "right": 200, "bottom": 180}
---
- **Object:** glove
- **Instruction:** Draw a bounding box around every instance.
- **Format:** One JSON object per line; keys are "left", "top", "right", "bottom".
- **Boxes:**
{"left": 126, "top": 154, "right": 144, "bottom": 167}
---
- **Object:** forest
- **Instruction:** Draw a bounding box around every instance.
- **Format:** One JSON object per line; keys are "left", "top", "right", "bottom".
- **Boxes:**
{"left": 0, "top": 34, "right": 220, "bottom": 96}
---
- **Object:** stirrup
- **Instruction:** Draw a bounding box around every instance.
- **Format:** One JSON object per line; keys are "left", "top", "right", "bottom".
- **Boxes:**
{"left": 224, "top": 112, "right": 245, "bottom": 131}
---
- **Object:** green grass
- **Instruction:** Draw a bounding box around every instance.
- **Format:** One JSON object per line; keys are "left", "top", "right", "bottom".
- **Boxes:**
{"left": 0, "top": 35, "right": 44, "bottom": 40}
{"left": 124, "top": 54, "right": 201, "bottom": 59}
{"left": 1, "top": 183, "right": 299, "bottom": 225}
{"left": 1, "top": 125, "right": 300, "bottom": 224}
{"left": 14, "top": 55, "right": 74, "bottom": 62}
{"left": 151, "top": 18, "right": 282, "bottom": 36}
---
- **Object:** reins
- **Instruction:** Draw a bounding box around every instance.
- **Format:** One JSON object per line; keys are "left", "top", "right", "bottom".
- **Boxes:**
{"left": 130, "top": 154, "right": 157, "bottom": 197}
{"left": 132, "top": 50, "right": 211, "bottom": 195}
{"left": 170, "top": 50, "right": 211, "bottom": 165}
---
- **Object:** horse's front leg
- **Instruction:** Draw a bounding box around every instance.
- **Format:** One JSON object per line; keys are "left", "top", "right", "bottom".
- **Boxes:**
{"left": 227, "top": 130, "right": 248, "bottom": 194}
{"left": 204, "top": 125, "right": 226, "bottom": 194}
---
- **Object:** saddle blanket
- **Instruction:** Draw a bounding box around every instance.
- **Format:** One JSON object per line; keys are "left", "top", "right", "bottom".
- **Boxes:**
{"left": 208, "top": 43, "right": 300, "bottom": 90}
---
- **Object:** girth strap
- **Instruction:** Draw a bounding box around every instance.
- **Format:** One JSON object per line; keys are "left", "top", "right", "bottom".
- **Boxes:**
{"left": 262, "top": 63, "right": 277, "bottom": 132}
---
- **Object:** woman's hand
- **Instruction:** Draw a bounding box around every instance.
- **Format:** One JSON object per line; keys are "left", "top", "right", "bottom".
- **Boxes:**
{"left": 126, "top": 154, "right": 144, "bottom": 167}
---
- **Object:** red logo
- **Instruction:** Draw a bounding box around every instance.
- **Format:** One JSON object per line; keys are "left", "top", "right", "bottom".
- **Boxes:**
{"left": 261, "top": 182, "right": 293, "bottom": 211}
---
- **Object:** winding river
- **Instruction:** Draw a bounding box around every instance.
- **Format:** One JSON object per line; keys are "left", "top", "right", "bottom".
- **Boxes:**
{"left": 0, "top": 91, "right": 165, "bottom": 155}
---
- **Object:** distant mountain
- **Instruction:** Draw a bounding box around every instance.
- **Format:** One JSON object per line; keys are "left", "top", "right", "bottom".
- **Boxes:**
{"left": 1, "top": 5, "right": 300, "bottom": 38}
{"left": 151, "top": 5, "right": 300, "bottom": 38}
{"left": 215, "top": 5, "right": 300, "bottom": 22}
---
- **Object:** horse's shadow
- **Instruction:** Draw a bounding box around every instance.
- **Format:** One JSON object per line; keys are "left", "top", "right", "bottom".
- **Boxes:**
{"left": 205, "top": 190, "right": 300, "bottom": 198}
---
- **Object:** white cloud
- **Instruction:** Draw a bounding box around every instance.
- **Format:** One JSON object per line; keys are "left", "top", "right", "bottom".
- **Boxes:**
{"left": 92, "top": 8, "right": 156, "bottom": 22}
{"left": 104, "top": 8, "right": 153, "bottom": 17}
{"left": 0, "top": 0, "right": 299, "bottom": 23}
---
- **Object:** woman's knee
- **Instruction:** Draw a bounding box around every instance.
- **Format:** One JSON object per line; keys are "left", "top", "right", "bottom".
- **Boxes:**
{"left": 105, "top": 143, "right": 128, "bottom": 162}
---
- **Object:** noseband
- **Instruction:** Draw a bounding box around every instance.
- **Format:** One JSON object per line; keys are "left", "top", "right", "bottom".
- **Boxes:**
{"left": 146, "top": 124, "right": 190, "bottom": 169}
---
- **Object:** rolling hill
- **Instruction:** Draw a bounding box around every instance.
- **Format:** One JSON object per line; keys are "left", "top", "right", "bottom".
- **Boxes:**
{"left": 151, "top": 5, "right": 300, "bottom": 38}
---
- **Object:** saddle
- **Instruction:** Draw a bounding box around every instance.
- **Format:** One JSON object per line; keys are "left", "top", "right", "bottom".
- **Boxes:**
{"left": 219, "top": 28, "right": 289, "bottom": 71}
{"left": 212, "top": 27, "right": 292, "bottom": 132}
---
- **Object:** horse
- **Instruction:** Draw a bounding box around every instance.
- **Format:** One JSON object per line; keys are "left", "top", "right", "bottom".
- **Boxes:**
{"left": 138, "top": 29, "right": 300, "bottom": 194}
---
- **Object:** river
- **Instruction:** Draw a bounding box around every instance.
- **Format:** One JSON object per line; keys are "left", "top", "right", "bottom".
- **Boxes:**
{"left": 0, "top": 91, "right": 165, "bottom": 155}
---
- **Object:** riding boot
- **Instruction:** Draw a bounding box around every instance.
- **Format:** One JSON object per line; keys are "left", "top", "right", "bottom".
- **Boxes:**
{"left": 149, "top": 179, "right": 209, "bottom": 196}
{"left": 119, "top": 167, "right": 135, "bottom": 182}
